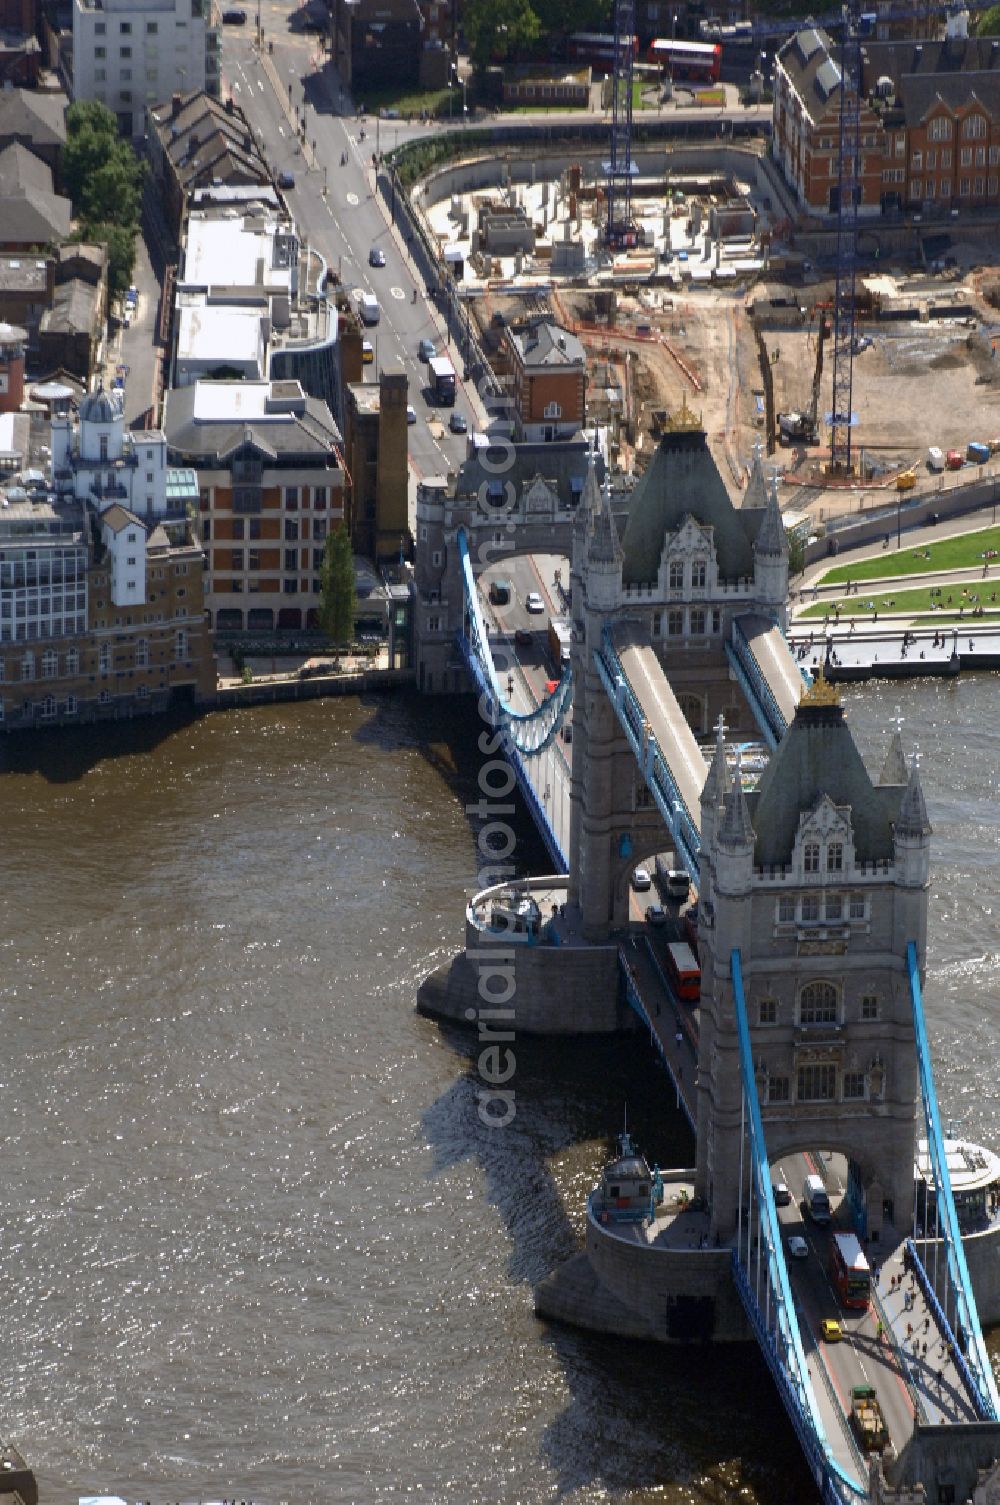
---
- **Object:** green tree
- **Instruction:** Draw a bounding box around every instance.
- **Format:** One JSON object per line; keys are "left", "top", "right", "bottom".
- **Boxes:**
{"left": 786, "top": 527, "right": 805, "bottom": 578}
{"left": 976, "top": 4, "right": 1000, "bottom": 31}
{"left": 64, "top": 98, "right": 146, "bottom": 228}
{"left": 85, "top": 222, "right": 138, "bottom": 301}
{"left": 464, "top": 0, "right": 541, "bottom": 69}
{"left": 319, "top": 524, "right": 356, "bottom": 644}
{"left": 531, "top": 0, "right": 610, "bottom": 39}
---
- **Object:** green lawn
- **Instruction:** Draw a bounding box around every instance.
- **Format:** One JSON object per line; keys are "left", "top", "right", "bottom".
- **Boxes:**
{"left": 818, "top": 526, "right": 1000, "bottom": 585}
{"left": 360, "top": 84, "right": 457, "bottom": 119}
{"left": 799, "top": 581, "right": 1000, "bottom": 619}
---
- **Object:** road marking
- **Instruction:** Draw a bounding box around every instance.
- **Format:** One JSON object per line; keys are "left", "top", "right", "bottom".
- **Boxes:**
{"left": 346, "top": 192, "right": 359, "bottom": 206}
{"left": 390, "top": 286, "right": 405, "bottom": 300}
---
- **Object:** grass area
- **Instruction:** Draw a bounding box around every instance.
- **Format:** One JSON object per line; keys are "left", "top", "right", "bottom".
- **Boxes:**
{"left": 799, "top": 581, "right": 1000, "bottom": 619}
{"left": 360, "top": 84, "right": 458, "bottom": 119}
{"left": 818, "top": 526, "right": 1000, "bottom": 586}
{"left": 690, "top": 87, "right": 726, "bottom": 106}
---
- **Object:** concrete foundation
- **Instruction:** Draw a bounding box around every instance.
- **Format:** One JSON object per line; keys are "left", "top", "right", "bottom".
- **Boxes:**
{"left": 416, "top": 938, "right": 629, "bottom": 1035}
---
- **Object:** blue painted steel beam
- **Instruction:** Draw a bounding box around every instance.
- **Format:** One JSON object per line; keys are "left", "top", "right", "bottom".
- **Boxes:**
{"left": 907, "top": 940, "right": 1000, "bottom": 1419}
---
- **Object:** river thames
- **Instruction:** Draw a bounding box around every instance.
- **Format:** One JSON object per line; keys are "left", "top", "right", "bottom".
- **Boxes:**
{"left": 0, "top": 676, "right": 996, "bottom": 1505}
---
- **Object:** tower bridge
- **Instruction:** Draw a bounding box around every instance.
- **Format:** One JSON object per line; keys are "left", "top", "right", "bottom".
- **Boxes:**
{"left": 414, "top": 411, "right": 1000, "bottom": 1503}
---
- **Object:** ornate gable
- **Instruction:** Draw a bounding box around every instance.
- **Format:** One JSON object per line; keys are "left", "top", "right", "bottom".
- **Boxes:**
{"left": 792, "top": 793, "right": 856, "bottom": 880}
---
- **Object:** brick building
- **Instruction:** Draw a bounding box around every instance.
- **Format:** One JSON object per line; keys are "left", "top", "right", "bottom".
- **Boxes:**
{"left": 162, "top": 377, "right": 345, "bottom": 632}
{"left": 342, "top": 366, "right": 409, "bottom": 564}
{"left": 503, "top": 320, "right": 587, "bottom": 443}
{"left": 774, "top": 25, "right": 1000, "bottom": 217}
{"left": 147, "top": 90, "right": 271, "bottom": 239}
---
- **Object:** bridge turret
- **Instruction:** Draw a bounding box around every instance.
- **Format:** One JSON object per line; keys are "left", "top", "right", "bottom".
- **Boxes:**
{"left": 699, "top": 714, "right": 731, "bottom": 865}
{"left": 741, "top": 439, "right": 768, "bottom": 511}
{"left": 752, "top": 476, "right": 789, "bottom": 629}
{"left": 584, "top": 477, "right": 623, "bottom": 612}
{"left": 894, "top": 758, "right": 932, "bottom": 959}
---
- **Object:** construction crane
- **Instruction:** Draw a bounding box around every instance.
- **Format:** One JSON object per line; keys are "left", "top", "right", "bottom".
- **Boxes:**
{"left": 605, "top": 0, "right": 638, "bottom": 247}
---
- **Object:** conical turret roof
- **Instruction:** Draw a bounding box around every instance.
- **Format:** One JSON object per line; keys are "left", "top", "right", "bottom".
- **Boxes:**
{"left": 879, "top": 727, "right": 908, "bottom": 786}
{"left": 701, "top": 716, "right": 732, "bottom": 808}
{"left": 742, "top": 441, "right": 768, "bottom": 510}
{"left": 896, "top": 761, "right": 932, "bottom": 839}
{"left": 754, "top": 475, "right": 787, "bottom": 557}
{"left": 588, "top": 477, "right": 623, "bottom": 566}
{"left": 719, "top": 764, "right": 754, "bottom": 848}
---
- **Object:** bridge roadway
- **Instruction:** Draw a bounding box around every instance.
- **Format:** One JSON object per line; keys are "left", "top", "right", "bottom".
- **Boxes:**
{"left": 734, "top": 611, "right": 806, "bottom": 729}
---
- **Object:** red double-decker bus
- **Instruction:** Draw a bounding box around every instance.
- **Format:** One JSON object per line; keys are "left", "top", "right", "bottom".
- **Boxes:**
{"left": 649, "top": 38, "right": 722, "bottom": 83}
{"left": 568, "top": 31, "right": 638, "bottom": 70}
{"left": 831, "top": 1231, "right": 871, "bottom": 1310}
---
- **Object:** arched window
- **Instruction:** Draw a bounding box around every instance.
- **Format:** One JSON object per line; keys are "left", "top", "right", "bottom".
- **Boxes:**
{"left": 800, "top": 981, "right": 838, "bottom": 1025}
{"left": 963, "top": 112, "right": 986, "bottom": 140}
{"left": 40, "top": 694, "right": 57, "bottom": 719}
{"left": 41, "top": 650, "right": 58, "bottom": 678}
{"left": 66, "top": 648, "right": 79, "bottom": 675}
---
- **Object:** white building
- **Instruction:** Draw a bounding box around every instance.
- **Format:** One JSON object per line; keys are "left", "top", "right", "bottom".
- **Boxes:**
{"left": 51, "top": 385, "right": 175, "bottom": 518}
{"left": 99, "top": 502, "right": 147, "bottom": 606}
{"left": 72, "top": 0, "right": 220, "bottom": 139}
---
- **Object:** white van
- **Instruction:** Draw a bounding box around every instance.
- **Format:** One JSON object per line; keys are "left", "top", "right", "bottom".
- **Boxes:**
{"left": 927, "top": 446, "right": 945, "bottom": 472}
{"left": 803, "top": 1172, "right": 831, "bottom": 1225}
{"left": 359, "top": 291, "right": 381, "bottom": 326}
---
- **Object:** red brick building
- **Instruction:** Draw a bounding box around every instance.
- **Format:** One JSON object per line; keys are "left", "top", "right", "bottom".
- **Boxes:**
{"left": 504, "top": 320, "right": 587, "bottom": 443}
{"left": 773, "top": 26, "right": 1000, "bottom": 217}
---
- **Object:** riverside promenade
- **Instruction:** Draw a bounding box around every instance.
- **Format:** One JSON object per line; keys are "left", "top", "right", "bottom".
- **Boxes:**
{"left": 789, "top": 504, "right": 1000, "bottom": 680}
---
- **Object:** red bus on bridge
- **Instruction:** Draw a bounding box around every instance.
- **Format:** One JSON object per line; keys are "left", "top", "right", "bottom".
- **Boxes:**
{"left": 831, "top": 1231, "right": 871, "bottom": 1310}
{"left": 650, "top": 38, "right": 722, "bottom": 83}
{"left": 665, "top": 940, "right": 700, "bottom": 1002}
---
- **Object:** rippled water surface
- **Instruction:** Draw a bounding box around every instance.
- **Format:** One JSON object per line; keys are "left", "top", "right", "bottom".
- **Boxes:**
{"left": 0, "top": 679, "right": 996, "bottom": 1505}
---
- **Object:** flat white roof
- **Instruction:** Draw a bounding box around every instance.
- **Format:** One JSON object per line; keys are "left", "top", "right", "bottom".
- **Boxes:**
{"left": 181, "top": 213, "right": 294, "bottom": 292}
{"left": 191, "top": 381, "right": 273, "bottom": 421}
{"left": 916, "top": 1136, "right": 1000, "bottom": 1194}
{"left": 176, "top": 303, "right": 264, "bottom": 370}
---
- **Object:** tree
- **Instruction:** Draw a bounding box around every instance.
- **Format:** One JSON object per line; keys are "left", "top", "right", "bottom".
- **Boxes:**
{"left": 319, "top": 525, "right": 356, "bottom": 644}
{"left": 64, "top": 98, "right": 146, "bottom": 229}
{"left": 532, "top": 0, "right": 610, "bottom": 38}
{"left": 464, "top": 0, "right": 541, "bottom": 70}
{"left": 976, "top": 5, "right": 1000, "bottom": 31}
{"left": 86, "top": 222, "right": 138, "bottom": 301}
{"left": 786, "top": 527, "right": 806, "bottom": 578}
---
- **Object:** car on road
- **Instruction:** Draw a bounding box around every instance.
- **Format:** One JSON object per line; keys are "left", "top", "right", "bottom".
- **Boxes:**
{"left": 772, "top": 1179, "right": 791, "bottom": 1207}
{"left": 277, "top": 170, "right": 295, "bottom": 190}
{"left": 361, "top": 339, "right": 374, "bottom": 365}
{"left": 525, "top": 592, "right": 544, "bottom": 614}
{"left": 222, "top": 6, "right": 247, "bottom": 19}
{"left": 406, "top": 404, "right": 417, "bottom": 425}
{"left": 645, "top": 903, "right": 667, "bottom": 926}
{"left": 125, "top": 286, "right": 138, "bottom": 307}
{"left": 821, "top": 1319, "right": 843, "bottom": 1343}
{"left": 513, "top": 628, "right": 532, "bottom": 647}
{"left": 787, "top": 1235, "right": 809, "bottom": 1259}
{"left": 664, "top": 868, "right": 691, "bottom": 899}
{"left": 449, "top": 411, "right": 468, "bottom": 434}
{"left": 632, "top": 867, "right": 652, "bottom": 892}
{"left": 418, "top": 338, "right": 436, "bottom": 362}
{"left": 369, "top": 246, "right": 386, "bottom": 268}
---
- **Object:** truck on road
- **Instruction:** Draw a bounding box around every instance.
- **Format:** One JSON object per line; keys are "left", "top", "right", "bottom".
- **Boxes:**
{"left": 359, "top": 292, "right": 381, "bottom": 326}
{"left": 429, "top": 354, "right": 456, "bottom": 406}
{"left": 850, "top": 1386, "right": 888, "bottom": 1453}
{"left": 548, "top": 617, "right": 572, "bottom": 670}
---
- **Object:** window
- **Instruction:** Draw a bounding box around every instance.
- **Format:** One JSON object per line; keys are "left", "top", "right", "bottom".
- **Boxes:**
{"left": 910, "top": 178, "right": 922, "bottom": 199}
{"left": 99, "top": 644, "right": 110, "bottom": 673}
{"left": 41, "top": 650, "right": 58, "bottom": 678}
{"left": 248, "top": 550, "right": 260, "bottom": 572}
{"left": 146, "top": 19, "right": 157, "bottom": 31}
{"left": 668, "top": 561, "right": 684, "bottom": 589}
{"left": 94, "top": 44, "right": 106, "bottom": 57}
{"left": 861, "top": 994, "right": 879, "bottom": 1020}
{"left": 248, "top": 519, "right": 262, "bottom": 541}
{"left": 849, "top": 893, "right": 867, "bottom": 920}
{"left": 119, "top": 18, "right": 131, "bottom": 30}
{"left": 942, "top": 149, "right": 952, "bottom": 168}
{"left": 778, "top": 895, "right": 796, "bottom": 923}
{"left": 929, "top": 116, "right": 952, "bottom": 142}
{"left": 283, "top": 579, "right": 297, "bottom": 594}
{"left": 910, "top": 150, "right": 922, "bottom": 170}
{"left": 843, "top": 1071, "right": 866, "bottom": 1100}
{"left": 961, "top": 177, "right": 970, "bottom": 196}
{"left": 284, "top": 487, "right": 299, "bottom": 509}
{"left": 284, "top": 520, "right": 299, "bottom": 541}
{"left": 120, "top": 45, "right": 132, "bottom": 57}
{"left": 284, "top": 548, "right": 298, "bottom": 571}
{"left": 39, "top": 694, "right": 56, "bottom": 719}
{"left": 975, "top": 176, "right": 984, "bottom": 195}
{"left": 99, "top": 437, "right": 109, "bottom": 464}
{"left": 759, "top": 997, "right": 778, "bottom": 1025}
{"left": 691, "top": 560, "right": 707, "bottom": 588}
{"left": 926, "top": 149, "right": 936, "bottom": 169}
{"left": 232, "top": 520, "right": 245, "bottom": 540}
{"left": 976, "top": 146, "right": 986, "bottom": 168}
{"left": 66, "top": 648, "right": 79, "bottom": 675}
{"left": 313, "top": 487, "right": 327, "bottom": 508}
{"left": 121, "top": 67, "right": 131, "bottom": 79}
{"left": 804, "top": 842, "right": 820, "bottom": 873}
{"left": 667, "top": 609, "right": 684, "bottom": 636}
{"left": 20, "top": 653, "right": 34, "bottom": 681}
{"left": 137, "top": 684, "right": 149, "bottom": 699}
{"left": 543, "top": 401, "right": 562, "bottom": 419}
{"left": 825, "top": 894, "right": 842, "bottom": 921}
{"left": 963, "top": 112, "right": 986, "bottom": 140}
{"left": 136, "top": 639, "right": 149, "bottom": 668}
{"left": 95, "top": 67, "right": 106, "bottom": 79}
{"left": 231, "top": 549, "right": 244, "bottom": 570}
{"left": 94, "top": 20, "right": 105, "bottom": 31}
{"left": 800, "top": 981, "right": 837, "bottom": 1025}
{"left": 926, "top": 179, "right": 936, "bottom": 199}
{"left": 991, "top": 176, "right": 999, "bottom": 195}
{"left": 826, "top": 841, "right": 843, "bottom": 872}
{"left": 690, "top": 608, "right": 706, "bottom": 634}
{"left": 894, "top": 132, "right": 905, "bottom": 157}
{"left": 768, "top": 1076, "right": 790, "bottom": 1104}
{"left": 801, "top": 895, "right": 820, "bottom": 922}
{"left": 64, "top": 695, "right": 77, "bottom": 715}
{"left": 120, "top": 89, "right": 132, "bottom": 102}
{"left": 427, "top": 615, "right": 440, "bottom": 632}
{"left": 798, "top": 1063, "right": 837, "bottom": 1101}
{"left": 960, "top": 146, "right": 972, "bottom": 167}
{"left": 711, "top": 608, "right": 721, "bottom": 634}
{"left": 175, "top": 630, "right": 188, "bottom": 659}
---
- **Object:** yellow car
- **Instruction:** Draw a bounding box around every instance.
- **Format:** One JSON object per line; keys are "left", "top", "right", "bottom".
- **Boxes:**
{"left": 362, "top": 340, "right": 374, "bottom": 366}
{"left": 896, "top": 469, "right": 916, "bottom": 491}
{"left": 821, "top": 1318, "right": 843, "bottom": 1343}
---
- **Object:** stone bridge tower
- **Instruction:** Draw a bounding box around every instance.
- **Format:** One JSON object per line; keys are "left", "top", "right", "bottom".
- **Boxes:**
{"left": 695, "top": 677, "right": 931, "bottom": 1247}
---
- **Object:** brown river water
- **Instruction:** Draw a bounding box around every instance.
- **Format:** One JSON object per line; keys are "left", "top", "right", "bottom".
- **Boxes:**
{"left": 0, "top": 679, "right": 996, "bottom": 1505}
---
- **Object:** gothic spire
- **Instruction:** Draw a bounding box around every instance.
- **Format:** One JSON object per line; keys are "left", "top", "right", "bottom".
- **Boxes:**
{"left": 701, "top": 713, "right": 732, "bottom": 809}
{"left": 754, "top": 474, "right": 787, "bottom": 557}
{"left": 879, "top": 719, "right": 909, "bottom": 786}
{"left": 742, "top": 439, "right": 768, "bottom": 510}
{"left": 587, "top": 476, "right": 622, "bottom": 566}
{"left": 896, "top": 758, "right": 932, "bottom": 839}
{"left": 718, "top": 757, "right": 754, "bottom": 848}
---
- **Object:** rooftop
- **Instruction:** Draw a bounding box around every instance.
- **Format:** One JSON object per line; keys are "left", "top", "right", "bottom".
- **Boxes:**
{"left": 180, "top": 208, "right": 297, "bottom": 293}
{"left": 175, "top": 299, "right": 266, "bottom": 371}
{"left": 510, "top": 319, "right": 586, "bottom": 368}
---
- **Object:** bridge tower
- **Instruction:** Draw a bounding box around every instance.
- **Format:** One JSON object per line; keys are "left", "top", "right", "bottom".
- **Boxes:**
{"left": 695, "top": 675, "right": 929, "bottom": 1247}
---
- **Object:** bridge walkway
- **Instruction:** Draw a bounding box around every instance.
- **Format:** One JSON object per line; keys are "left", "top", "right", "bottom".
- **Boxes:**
{"left": 609, "top": 622, "right": 708, "bottom": 837}
{"left": 729, "top": 612, "right": 806, "bottom": 747}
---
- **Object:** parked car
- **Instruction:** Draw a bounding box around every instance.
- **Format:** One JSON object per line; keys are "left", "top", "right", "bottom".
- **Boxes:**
{"left": 449, "top": 411, "right": 468, "bottom": 434}
{"left": 632, "top": 867, "right": 652, "bottom": 892}
{"left": 369, "top": 245, "right": 386, "bottom": 268}
{"left": 418, "top": 338, "right": 436, "bottom": 362}
{"left": 222, "top": 6, "right": 247, "bottom": 19}
{"left": 525, "top": 592, "right": 544, "bottom": 614}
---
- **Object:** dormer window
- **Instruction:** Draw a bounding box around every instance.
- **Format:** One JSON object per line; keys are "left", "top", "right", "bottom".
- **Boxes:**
{"left": 692, "top": 560, "right": 707, "bottom": 588}
{"left": 804, "top": 842, "right": 820, "bottom": 873}
{"left": 826, "top": 842, "right": 843, "bottom": 872}
{"left": 669, "top": 561, "right": 684, "bottom": 589}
